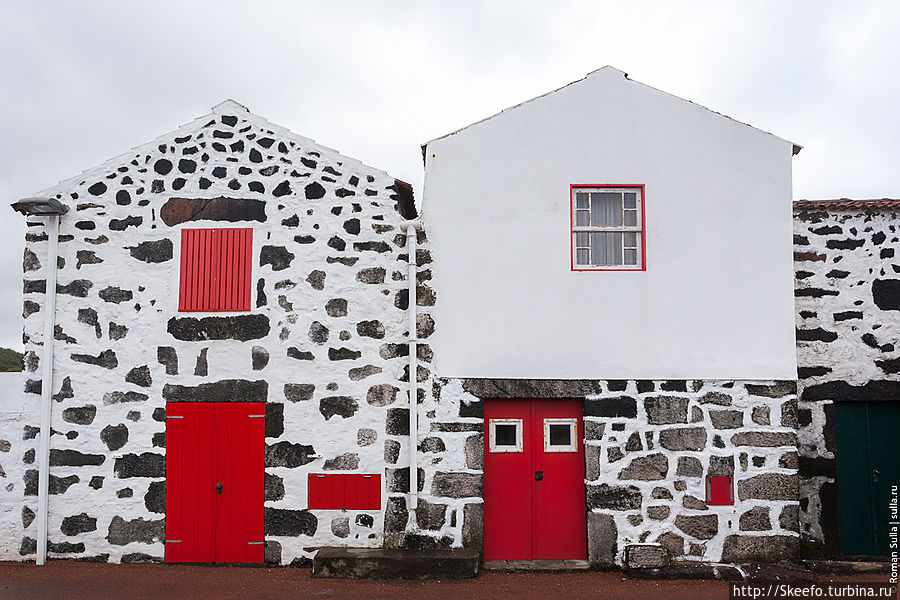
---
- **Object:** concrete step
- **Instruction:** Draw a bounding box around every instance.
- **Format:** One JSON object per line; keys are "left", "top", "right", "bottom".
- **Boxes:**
{"left": 312, "top": 547, "right": 480, "bottom": 579}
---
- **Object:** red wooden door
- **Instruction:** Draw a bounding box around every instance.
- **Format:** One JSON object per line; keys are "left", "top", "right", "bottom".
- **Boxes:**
{"left": 165, "top": 402, "right": 265, "bottom": 563}
{"left": 483, "top": 399, "right": 586, "bottom": 561}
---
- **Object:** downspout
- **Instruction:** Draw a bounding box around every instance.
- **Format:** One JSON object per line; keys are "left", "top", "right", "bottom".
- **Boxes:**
{"left": 36, "top": 215, "right": 60, "bottom": 565}
{"left": 402, "top": 220, "right": 423, "bottom": 510}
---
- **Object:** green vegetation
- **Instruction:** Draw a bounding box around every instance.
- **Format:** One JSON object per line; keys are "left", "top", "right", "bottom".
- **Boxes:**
{"left": 0, "top": 347, "right": 23, "bottom": 372}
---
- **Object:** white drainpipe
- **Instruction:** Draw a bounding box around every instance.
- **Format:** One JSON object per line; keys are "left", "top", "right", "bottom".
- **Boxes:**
{"left": 402, "top": 220, "right": 422, "bottom": 510}
{"left": 37, "top": 214, "right": 60, "bottom": 565}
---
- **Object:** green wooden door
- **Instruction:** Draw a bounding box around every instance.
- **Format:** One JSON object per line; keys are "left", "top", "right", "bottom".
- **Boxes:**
{"left": 835, "top": 401, "right": 900, "bottom": 557}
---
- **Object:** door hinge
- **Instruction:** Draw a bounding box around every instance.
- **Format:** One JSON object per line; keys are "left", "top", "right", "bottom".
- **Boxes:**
{"left": 248, "top": 415, "right": 265, "bottom": 418}
{"left": 247, "top": 542, "right": 265, "bottom": 545}
{"left": 165, "top": 540, "right": 182, "bottom": 543}
{"left": 166, "top": 416, "right": 184, "bottom": 419}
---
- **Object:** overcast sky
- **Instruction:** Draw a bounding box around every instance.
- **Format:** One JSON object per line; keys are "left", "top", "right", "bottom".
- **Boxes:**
{"left": 1, "top": 0, "right": 898, "bottom": 350}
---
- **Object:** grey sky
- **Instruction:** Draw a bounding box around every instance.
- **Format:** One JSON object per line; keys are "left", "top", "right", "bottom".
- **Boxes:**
{"left": 2, "top": 0, "right": 898, "bottom": 350}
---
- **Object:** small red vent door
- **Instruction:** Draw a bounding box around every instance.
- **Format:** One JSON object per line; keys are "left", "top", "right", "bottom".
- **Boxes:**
{"left": 179, "top": 228, "right": 253, "bottom": 312}
{"left": 165, "top": 402, "right": 264, "bottom": 563}
{"left": 308, "top": 474, "right": 382, "bottom": 510}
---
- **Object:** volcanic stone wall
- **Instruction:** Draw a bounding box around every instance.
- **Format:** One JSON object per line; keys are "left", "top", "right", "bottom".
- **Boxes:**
{"left": 793, "top": 204, "right": 900, "bottom": 556}
{"left": 15, "top": 101, "right": 427, "bottom": 565}
{"left": 409, "top": 378, "right": 799, "bottom": 565}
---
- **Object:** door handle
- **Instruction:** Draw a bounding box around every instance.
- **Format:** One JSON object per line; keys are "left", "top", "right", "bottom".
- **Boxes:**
{"left": 872, "top": 469, "right": 880, "bottom": 482}
{"left": 535, "top": 471, "right": 543, "bottom": 481}
{"left": 215, "top": 482, "right": 223, "bottom": 495}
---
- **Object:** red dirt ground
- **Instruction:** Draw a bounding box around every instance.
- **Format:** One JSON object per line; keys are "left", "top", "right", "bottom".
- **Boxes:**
{"left": 0, "top": 562, "right": 889, "bottom": 600}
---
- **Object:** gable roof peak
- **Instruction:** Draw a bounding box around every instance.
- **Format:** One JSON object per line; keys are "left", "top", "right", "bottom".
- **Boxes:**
{"left": 211, "top": 99, "right": 250, "bottom": 113}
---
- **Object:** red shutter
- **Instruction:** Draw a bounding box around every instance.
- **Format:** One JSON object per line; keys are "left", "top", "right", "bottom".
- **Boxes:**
{"left": 179, "top": 228, "right": 253, "bottom": 311}
{"left": 308, "top": 474, "right": 382, "bottom": 510}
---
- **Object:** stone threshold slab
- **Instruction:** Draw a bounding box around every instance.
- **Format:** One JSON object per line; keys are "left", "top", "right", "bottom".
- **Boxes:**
{"left": 483, "top": 560, "right": 591, "bottom": 572}
{"left": 312, "top": 547, "right": 480, "bottom": 579}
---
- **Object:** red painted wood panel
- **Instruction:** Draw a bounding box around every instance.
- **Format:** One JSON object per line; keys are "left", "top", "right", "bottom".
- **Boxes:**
{"left": 706, "top": 475, "right": 734, "bottom": 505}
{"left": 483, "top": 399, "right": 533, "bottom": 560}
{"left": 178, "top": 228, "right": 253, "bottom": 312}
{"left": 483, "top": 399, "right": 586, "bottom": 561}
{"left": 532, "top": 399, "right": 586, "bottom": 559}
{"left": 165, "top": 402, "right": 264, "bottom": 564}
{"left": 308, "top": 474, "right": 382, "bottom": 510}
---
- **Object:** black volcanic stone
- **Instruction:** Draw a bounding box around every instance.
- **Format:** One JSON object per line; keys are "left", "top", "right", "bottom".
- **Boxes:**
{"left": 62, "top": 405, "right": 96, "bottom": 425}
{"left": 327, "top": 236, "right": 346, "bottom": 251}
{"left": 264, "top": 508, "right": 317, "bottom": 536}
{"left": 143, "top": 481, "right": 165, "bottom": 514}
{"left": 249, "top": 148, "right": 263, "bottom": 163}
{"left": 167, "top": 314, "right": 270, "bottom": 341}
{"left": 160, "top": 197, "right": 266, "bottom": 226}
{"left": 272, "top": 181, "right": 292, "bottom": 197}
{"left": 265, "top": 441, "right": 316, "bottom": 468}
{"left": 343, "top": 219, "right": 360, "bottom": 235}
{"left": 24, "top": 471, "right": 79, "bottom": 496}
{"left": 107, "top": 515, "right": 164, "bottom": 545}
{"left": 71, "top": 349, "right": 118, "bottom": 369}
{"left": 265, "top": 473, "right": 285, "bottom": 501}
{"left": 386, "top": 408, "right": 410, "bottom": 435}
{"left": 265, "top": 403, "right": 284, "bottom": 438}
{"left": 319, "top": 396, "right": 359, "bottom": 420}
{"left": 584, "top": 397, "right": 638, "bottom": 418}
{"left": 328, "top": 347, "right": 361, "bottom": 361}
{"left": 252, "top": 345, "right": 269, "bottom": 370}
{"left": 88, "top": 182, "right": 107, "bottom": 196}
{"left": 178, "top": 159, "right": 196, "bottom": 173}
{"left": 157, "top": 346, "right": 178, "bottom": 375}
{"left": 125, "top": 365, "right": 152, "bottom": 388}
{"left": 309, "top": 321, "right": 329, "bottom": 344}
{"left": 109, "top": 216, "right": 142, "bottom": 231}
{"left": 108, "top": 323, "right": 127, "bottom": 341}
{"left": 305, "top": 182, "right": 326, "bottom": 199}
{"left": 256, "top": 278, "right": 267, "bottom": 307}
{"left": 100, "top": 424, "right": 129, "bottom": 451}
{"left": 356, "top": 320, "right": 385, "bottom": 339}
{"left": 75, "top": 221, "right": 96, "bottom": 231}
{"left": 796, "top": 328, "right": 838, "bottom": 342}
{"left": 57, "top": 280, "right": 92, "bottom": 297}
{"left": 587, "top": 484, "right": 643, "bottom": 510}
{"left": 802, "top": 380, "right": 900, "bottom": 403}
{"left": 114, "top": 453, "right": 165, "bottom": 478}
{"left": 287, "top": 348, "right": 314, "bottom": 360}
{"left": 873, "top": 279, "right": 900, "bottom": 311}
{"left": 154, "top": 159, "right": 173, "bottom": 175}
{"left": 99, "top": 286, "right": 133, "bottom": 304}
{"left": 325, "top": 298, "right": 348, "bottom": 317}
{"left": 49, "top": 449, "right": 104, "bottom": 467}
{"left": 306, "top": 270, "right": 325, "bottom": 290}
{"left": 356, "top": 268, "right": 386, "bottom": 284}
{"left": 162, "top": 379, "right": 268, "bottom": 403}
{"left": 260, "top": 246, "right": 295, "bottom": 271}
{"left": 353, "top": 241, "right": 391, "bottom": 253}
{"left": 61, "top": 513, "right": 97, "bottom": 536}
{"left": 285, "top": 384, "right": 315, "bottom": 402}
{"left": 129, "top": 239, "right": 173, "bottom": 263}
{"left": 194, "top": 348, "right": 208, "bottom": 376}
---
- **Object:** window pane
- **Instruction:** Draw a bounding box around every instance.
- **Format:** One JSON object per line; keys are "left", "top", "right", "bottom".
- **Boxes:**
{"left": 549, "top": 424, "right": 572, "bottom": 446}
{"left": 494, "top": 424, "right": 517, "bottom": 446}
{"left": 591, "top": 193, "right": 623, "bottom": 227}
{"left": 624, "top": 192, "right": 637, "bottom": 209}
{"left": 576, "top": 248, "right": 589, "bottom": 265}
{"left": 575, "top": 192, "right": 589, "bottom": 209}
{"left": 624, "top": 232, "right": 637, "bottom": 247}
{"left": 591, "top": 232, "right": 622, "bottom": 265}
{"left": 575, "top": 232, "right": 590, "bottom": 247}
{"left": 624, "top": 249, "right": 638, "bottom": 265}
{"left": 624, "top": 210, "right": 637, "bottom": 227}
{"left": 576, "top": 210, "right": 590, "bottom": 226}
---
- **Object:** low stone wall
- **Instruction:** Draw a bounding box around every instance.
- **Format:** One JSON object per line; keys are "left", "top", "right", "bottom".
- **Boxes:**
{"left": 402, "top": 378, "right": 799, "bottom": 565}
{"left": 793, "top": 204, "right": 900, "bottom": 556}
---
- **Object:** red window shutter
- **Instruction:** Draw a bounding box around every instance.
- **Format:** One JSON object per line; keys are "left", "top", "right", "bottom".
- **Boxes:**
{"left": 308, "top": 474, "right": 382, "bottom": 510}
{"left": 179, "top": 228, "right": 253, "bottom": 311}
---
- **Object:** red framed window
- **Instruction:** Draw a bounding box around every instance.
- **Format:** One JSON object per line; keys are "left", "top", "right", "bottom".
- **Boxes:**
{"left": 179, "top": 228, "right": 253, "bottom": 311}
{"left": 570, "top": 184, "right": 646, "bottom": 271}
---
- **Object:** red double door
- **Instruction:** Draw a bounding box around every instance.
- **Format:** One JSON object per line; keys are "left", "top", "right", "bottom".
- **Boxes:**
{"left": 483, "top": 399, "right": 586, "bottom": 560}
{"left": 165, "top": 402, "right": 265, "bottom": 563}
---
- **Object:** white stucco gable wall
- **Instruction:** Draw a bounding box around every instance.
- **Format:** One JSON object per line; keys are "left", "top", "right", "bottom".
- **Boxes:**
{"left": 422, "top": 67, "right": 797, "bottom": 380}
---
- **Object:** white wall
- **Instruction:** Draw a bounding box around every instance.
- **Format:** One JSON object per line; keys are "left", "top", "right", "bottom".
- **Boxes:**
{"left": 422, "top": 67, "right": 797, "bottom": 380}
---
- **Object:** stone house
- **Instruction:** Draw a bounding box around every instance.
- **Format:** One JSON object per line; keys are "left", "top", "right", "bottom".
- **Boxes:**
{"left": 6, "top": 68, "right": 897, "bottom": 571}
{"left": 793, "top": 199, "right": 900, "bottom": 559}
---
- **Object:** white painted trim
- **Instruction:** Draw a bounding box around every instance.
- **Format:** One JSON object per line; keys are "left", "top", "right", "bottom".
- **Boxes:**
{"left": 488, "top": 418, "right": 524, "bottom": 453}
{"left": 36, "top": 214, "right": 60, "bottom": 566}
{"left": 543, "top": 418, "right": 578, "bottom": 453}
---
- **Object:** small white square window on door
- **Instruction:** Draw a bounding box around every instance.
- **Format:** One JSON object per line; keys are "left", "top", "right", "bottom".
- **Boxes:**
{"left": 544, "top": 418, "right": 578, "bottom": 452}
{"left": 489, "top": 418, "right": 524, "bottom": 453}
